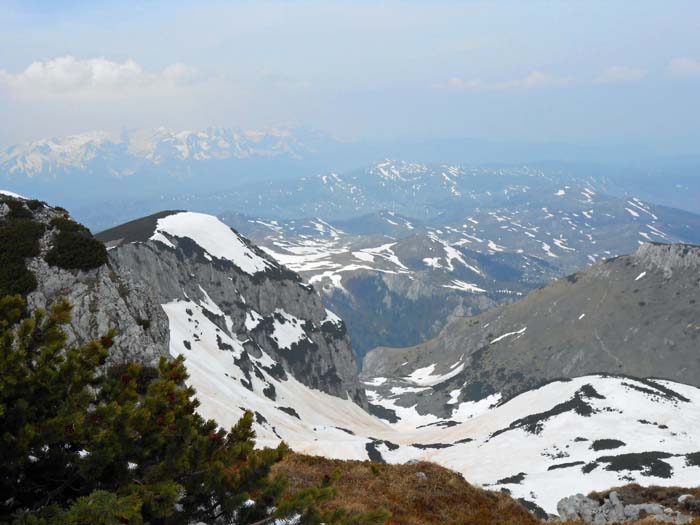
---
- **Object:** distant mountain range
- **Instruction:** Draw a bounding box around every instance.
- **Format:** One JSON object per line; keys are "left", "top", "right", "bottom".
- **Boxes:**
{"left": 4, "top": 135, "right": 700, "bottom": 361}
{"left": 0, "top": 127, "right": 323, "bottom": 175}
{"left": 0, "top": 127, "right": 339, "bottom": 222}
{"left": 2, "top": 129, "right": 700, "bottom": 230}
{"left": 228, "top": 160, "right": 700, "bottom": 270}
{"left": 222, "top": 162, "right": 700, "bottom": 358}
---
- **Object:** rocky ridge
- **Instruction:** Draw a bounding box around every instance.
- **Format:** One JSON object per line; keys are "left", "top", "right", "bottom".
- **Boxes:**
{"left": 362, "top": 242, "right": 700, "bottom": 416}
{"left": 97, "top": 210, "right": 365, "bottom": 404}
{"left": 1, "top": 192, "right": 364, "bottom": 405}
{"left": 0, "top": 191, "right": 168, "bottom": 366}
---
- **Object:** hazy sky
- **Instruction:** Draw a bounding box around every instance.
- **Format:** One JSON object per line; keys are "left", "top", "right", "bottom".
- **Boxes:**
{"left": 1, "top": 1, "right": 699, "bottom": 153}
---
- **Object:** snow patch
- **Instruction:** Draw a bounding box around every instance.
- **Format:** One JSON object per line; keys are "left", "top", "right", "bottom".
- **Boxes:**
{"left": 152, "top": 212, "right": 272, "bottom": 275}
{"left": 490, "top": 327, "right": 527, "bottom": 344}
{"left": 442, "top": 280, "right": 486, "bottom": 294}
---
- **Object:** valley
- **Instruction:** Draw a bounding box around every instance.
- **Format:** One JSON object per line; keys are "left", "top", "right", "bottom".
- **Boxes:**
{"left": 3, "top": 189, "right": 697, "bottom": 520}
{"left": 4, "top": 4, "right": 700, "bottom": 523}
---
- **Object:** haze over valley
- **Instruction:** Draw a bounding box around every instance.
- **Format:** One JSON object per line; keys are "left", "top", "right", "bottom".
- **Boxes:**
{"left": 2, "top": 2, "right": 700, "bottom": 524}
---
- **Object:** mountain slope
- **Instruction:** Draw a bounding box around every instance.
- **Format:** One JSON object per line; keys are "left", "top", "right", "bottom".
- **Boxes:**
{"left": 95, "top": 214, "right": 700, "bottom": 515}
{"left": 362, "top": 242, "right": 700, "bottom": 411}
{"left": 215, "top": 162, "right": 700, "bottom": 362}
{"left": 97, "top": 210, "right": 365, "bottom": 404}
{"left": 229, "top": 212, "right": 554, "bottom": 359}
{"left": 0, "top": 191, "right": 169, "bottom": 365}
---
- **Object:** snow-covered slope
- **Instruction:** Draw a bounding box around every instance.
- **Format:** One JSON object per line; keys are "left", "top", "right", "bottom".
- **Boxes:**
{"left": 150, "top": 212, "right": 274, "bottom": 275}
{"left": 152, "top": 300, "right": 700, "bottom": 516}
{"left": 98, "top": 210, "right": 366, "bottom": 405}
{"left": 0, "top": 189, "right": 27, "bottom": 199}
{"left": 96, "top": 210, "right": 700, "bottom": 516}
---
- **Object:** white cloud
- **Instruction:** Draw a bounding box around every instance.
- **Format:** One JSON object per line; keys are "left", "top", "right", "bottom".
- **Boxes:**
{"left": 595, "top": 66, "right": 646, "bottom": 84}
{"left": 668, "top": 57, "right": 700, "bottom": 78}
{"left": 0, "top": 56, "right": 197, "bottom": 100}
{"left": 434, "top": 71, "right": 570, "bottom": 92}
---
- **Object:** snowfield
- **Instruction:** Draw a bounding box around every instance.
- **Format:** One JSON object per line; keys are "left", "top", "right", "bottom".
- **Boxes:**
{"left": 151, "top": 212, "right": 272, "bottom": 274}
{"left": 87, "top": 185, "right": 700, "bottom": 518}
{"left": 165, "top": 288, "right": 700, "bottom": 515}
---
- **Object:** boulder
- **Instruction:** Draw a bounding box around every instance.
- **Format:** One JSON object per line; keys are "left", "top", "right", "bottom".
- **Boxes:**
{"left": 556, "top": 492, "right": 693, "bottom": 523}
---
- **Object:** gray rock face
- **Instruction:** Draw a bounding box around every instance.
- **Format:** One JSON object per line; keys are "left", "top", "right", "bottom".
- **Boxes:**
{"left": 0, "top": 194, "right": 168, "bottom": 366}
{"left": 556, "top": 494, "right": 602, "bottom": 522}
{"left": 2, "top": 195, "right": 365, "bottom": 406}
{"left": 27, "top": 256, "right": 169, "bottom": 366}
{"left": 98, "top": 211, "right": 366, "bottom": 406}
{"left": 556, "top": 492, "right": 693, "bottom": 523}
{"left": 363, "top": 242, "right": 700, "bottom": 413}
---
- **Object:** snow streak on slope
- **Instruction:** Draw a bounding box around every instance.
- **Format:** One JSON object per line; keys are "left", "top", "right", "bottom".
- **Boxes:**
{"left": 258, "top": 228, "right": 413, "bottom": 291}
{"left": 152, "top": 212, "right": 271, "bottom": 274}
{"left": 166, "top": 289, "right": 700, "bottom": 515}
{"left": 442, "top": 279, "right": 487, "bottom": 293}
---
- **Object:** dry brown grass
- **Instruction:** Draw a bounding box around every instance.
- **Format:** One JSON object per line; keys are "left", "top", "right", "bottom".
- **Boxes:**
{"left": 272, "top": 453, "right": 540, "bottom": 525}
{"left": 273, "top": 454, "right": 700, "bottom": 524}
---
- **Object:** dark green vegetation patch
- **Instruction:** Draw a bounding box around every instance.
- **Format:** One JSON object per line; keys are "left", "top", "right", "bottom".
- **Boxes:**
{"left": 5, "top": 199, "right": 34, "bottom": 219}
{"left": 591, "top": 438, "right": 626, "bottom": 451}
{"left": 686, "top": 452, "right": 700, "bottom": 467}
{"left": 0, "top": 217, "right": 45, "bottom": 296}
{"left": 45, "top": 221, "right": 108, "bottom": 270}
{"left": 597, "top": 451, "right": 675, "bottom": 478}
{"left": 0, "top": 296, "right": 379, "bottom": 525}
{"left": 50, "top": 216, "right": 90, "bottom": 233}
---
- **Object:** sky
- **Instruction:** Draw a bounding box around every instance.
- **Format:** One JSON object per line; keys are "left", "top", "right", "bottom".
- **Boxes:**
{"left": 1, "top": 0, "right": 699, "bottom": 154}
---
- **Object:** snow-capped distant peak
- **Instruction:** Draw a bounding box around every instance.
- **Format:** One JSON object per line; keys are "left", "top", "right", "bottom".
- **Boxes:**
{"left": 0, "top": 126, "right": 315, "bottom": 176}
{"left": 151, "top": 212, "right": 273, "bottom": 275}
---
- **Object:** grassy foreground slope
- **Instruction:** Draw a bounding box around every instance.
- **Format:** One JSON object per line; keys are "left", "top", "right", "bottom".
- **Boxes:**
{"left": 273, "top": 454, "right": 540, "bottom": 525}
{"left": 274, "top": 455, "right": 700, "bottom": 525}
